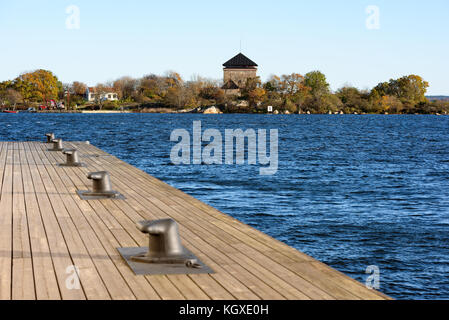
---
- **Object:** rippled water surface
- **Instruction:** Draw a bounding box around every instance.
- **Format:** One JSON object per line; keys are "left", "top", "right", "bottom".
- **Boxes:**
{"left": 1, "top": 113, "right": 448, "bottom": 300}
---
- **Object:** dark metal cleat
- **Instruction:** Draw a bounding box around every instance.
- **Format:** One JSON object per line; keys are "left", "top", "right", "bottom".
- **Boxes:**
{"left": 48, "top": 139, "right": 64, "bottom": 151}
{"left": 45, "top": 133, "right": 55, "bottom": 143}
{"left": 117, "top": 219, "right": 214, "bottom": 275}
{"left": 58, "top": 149, "right": 85, "bottom": 167}
{"left": 77, "top": 171, "right": 125, "bottom": 200}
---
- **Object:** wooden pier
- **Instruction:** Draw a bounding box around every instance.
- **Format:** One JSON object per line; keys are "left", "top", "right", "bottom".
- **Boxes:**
{"left": 0, "top": 141, "right": 390, "bottom": 300}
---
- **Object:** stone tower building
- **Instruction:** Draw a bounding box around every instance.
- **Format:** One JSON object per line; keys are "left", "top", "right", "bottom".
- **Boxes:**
{"left": 222, "top": 53, "right": 258, "bottom": 95}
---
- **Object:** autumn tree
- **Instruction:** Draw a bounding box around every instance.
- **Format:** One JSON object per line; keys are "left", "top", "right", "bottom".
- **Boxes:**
{"left": 12, "top": 77, "right": 35, "bottom": 104}
{"left": 248, "top": 87, "right": 266, "bottom": 110}
{"left": 72, "top": 81, "right": 88, "bottom": 96}
{"left": 0, "top": 68, "right": 437, "bottom": 114}
{"left": 0, "top": 89, "right": 23, "bottom": 109}
{"left": 139, "top": 74, "right": 165, "bottom": 101}
{"left": 279, "top": 73, "right": 311, "bottom": 112}
{"left": 279, "top": 74, "right": 305, "bottom": 95}
{"left": 241, "top": 77, "right": 266, "bottom": 110}
{"left": 373, "top": 75, "right": 429, "bottom": 112}
{"left": 113, "top": 76, "right": 137, "bottom": 100}
{"left": 380, "top": 95, "right": 403, "bottom": 114}
{"left": 162, "top": 72, "right": 188, "bottom": 109}
{"left": 165, "top": 71, "right": 183, "bottom": 88}
{"left": 14, "top": 69, "right": 61, "bottom": 104}
{"left": 0, "top": 81, "right": 13, "bottom": 106}
{"left": 187, "top": 76, "right": 225, "bottom": 107}
{"left": 164, "top": 86, "right": 185, "bottom": 109}
{"left": 262, "top": 76, "right": 283, "bottom": 111}
{"left": 93, "top": 84, "right": 110, "bottom": 110}
{"left": 337, "top": 87, "right": 371, "bottom": 113}
{"left": 199, "top": 85, "right": 226, "bottom": 105}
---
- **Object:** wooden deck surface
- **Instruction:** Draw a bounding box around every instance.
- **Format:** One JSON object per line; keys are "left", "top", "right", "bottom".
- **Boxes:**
{"left": 0, "top": 141, "right": 390, "bottom": 300}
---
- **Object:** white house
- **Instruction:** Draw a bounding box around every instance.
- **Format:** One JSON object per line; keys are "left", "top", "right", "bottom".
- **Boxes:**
{"left": 86, "top": 87, "right": 118, "bottom": 102}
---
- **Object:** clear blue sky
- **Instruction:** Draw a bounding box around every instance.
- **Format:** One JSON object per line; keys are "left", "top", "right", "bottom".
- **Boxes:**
{"left": 1, "top": 0, "right": 448, "bottom": 94}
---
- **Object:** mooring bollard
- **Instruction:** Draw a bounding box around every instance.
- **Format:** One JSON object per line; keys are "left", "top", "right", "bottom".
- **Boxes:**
{"left": 45, "top": 133, "right": 55, "bottom": 143}
{"left": 131, "top": 219, "right": 202, "bottom": 268}
{"left": 89, "top": 171, "right": 114, "bottom": 194}
{"left": 77, "top": 171, "right": 124, "bottom": 199}
{"left": 117, "top": 217, "right": 214, "bottom": 275}
{"left": 59, "top": 149, "right": 85, "bottom": 167}
{"left": 139, "top": 219, "right": 187, "bottom": 259}
{"left": 48, "top": 139, "right": 63, "bottom": 151}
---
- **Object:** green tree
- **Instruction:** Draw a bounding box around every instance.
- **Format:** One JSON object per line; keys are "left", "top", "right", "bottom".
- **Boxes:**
{"left": 303, "top": 71, "right": 334, "bottom": 112}
{"left": 304, "top": 71, "right": 330, "bottom": 98}
{"left": 337, "top": 87, "right": 371, "bottom": 113}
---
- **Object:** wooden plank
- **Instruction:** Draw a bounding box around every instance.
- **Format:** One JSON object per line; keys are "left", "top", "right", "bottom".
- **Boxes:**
{"left": 29, "top": 142, "right": 131, "bottom": 300}
{"left": 12, "top": 142, "right": 35, "bottom": 300}
{"left": 0, "top": 143, "right": 13, "bottom": 300}
{"left": 166, "top": 275, "right": 210, "bottom": 300}
{"left": 0, "top": 142, "right": 7, "bottom": 195}
{"left": 23, "top": 143, "right": 88, "bottom": 300}
{"left": 19, "top": 144, "right": 61, "bottom": 300}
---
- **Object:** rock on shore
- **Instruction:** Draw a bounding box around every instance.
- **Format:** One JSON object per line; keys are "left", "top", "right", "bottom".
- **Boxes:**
{"left": 203, "top": 106, "right": 223, "bottom": 114}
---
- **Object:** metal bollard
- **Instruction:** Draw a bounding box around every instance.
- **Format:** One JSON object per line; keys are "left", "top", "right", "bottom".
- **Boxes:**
{"left": 131, "top": 219, "right": 202, "bottom": 268}
{"left": 59, "top": 149, "right": 85, "bottom": 167}
{"left": 77, "top": 171, "right": 124, "bottom": 200}
{"left": 48, "top": 139, "right": 64, "bottom": 151}
{"left": 117, "top": 218, "right": 214, "bottom": 275}
{"left": 88, "top": 171, "right": 114, "bottom": 194}
{"left": 45, "top": 133, "right": 55, "bottom": 143}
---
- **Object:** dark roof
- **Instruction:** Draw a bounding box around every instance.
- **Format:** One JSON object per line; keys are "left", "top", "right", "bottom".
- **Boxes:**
{"left": 223, "top": 53, "right": 258, "bottom": 68}
{"left": 222, "top": 80, "right": 240, "bottom": 90}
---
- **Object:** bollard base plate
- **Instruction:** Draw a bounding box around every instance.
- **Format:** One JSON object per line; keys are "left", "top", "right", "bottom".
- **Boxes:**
{"left": 57, "top": 162, "right": 86, "bottom": 168}
{"left": 117, "top": 247, "right": 214, "bottom": 275}
{"left": 77, "top": 190, "right": 125, "bottom": 200}
{"left": 48, "top": 148, "right": 64, "bottom": 152}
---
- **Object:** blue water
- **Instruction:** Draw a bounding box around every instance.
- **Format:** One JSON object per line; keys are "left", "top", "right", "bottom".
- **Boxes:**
{"left": 1, "top": 113, "right": 448, "bottom": 300}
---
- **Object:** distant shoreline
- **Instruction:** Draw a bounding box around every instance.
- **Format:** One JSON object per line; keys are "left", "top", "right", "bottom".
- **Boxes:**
{"left": 3, "top": 110, "right": 448, "bottom": 116}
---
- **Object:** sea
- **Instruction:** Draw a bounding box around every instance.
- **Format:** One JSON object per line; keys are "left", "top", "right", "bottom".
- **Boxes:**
{"left": 1, "top": 113, "right": 448, "bottom": 300}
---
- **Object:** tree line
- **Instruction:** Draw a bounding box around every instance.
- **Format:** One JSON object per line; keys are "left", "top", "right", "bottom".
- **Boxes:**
{"left": 1, "top": 69, "right": 448, "bottom": 114}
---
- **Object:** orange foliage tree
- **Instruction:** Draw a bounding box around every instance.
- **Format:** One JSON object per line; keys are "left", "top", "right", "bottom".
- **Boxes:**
{"left": 15, "top": 69, "right": 61, "bottom": 103}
